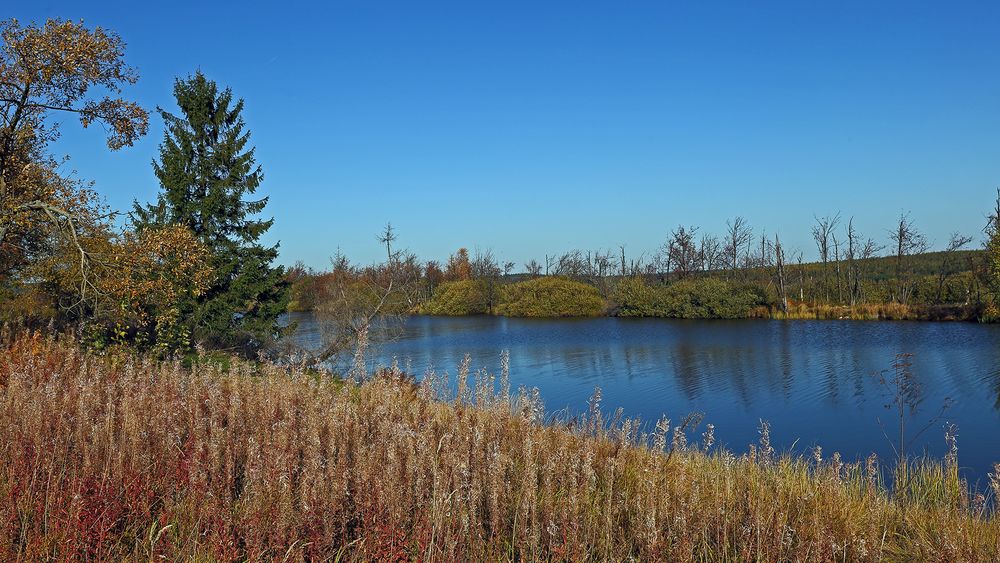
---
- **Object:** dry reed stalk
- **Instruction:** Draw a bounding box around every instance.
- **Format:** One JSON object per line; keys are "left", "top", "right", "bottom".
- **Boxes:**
{"left": 0, "top": 330, "right": 997, "bottom": 561}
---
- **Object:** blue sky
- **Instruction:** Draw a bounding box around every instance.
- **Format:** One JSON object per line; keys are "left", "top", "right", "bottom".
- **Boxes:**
{"left": 12, "top": 1, "right": 1000, "bottom": 269}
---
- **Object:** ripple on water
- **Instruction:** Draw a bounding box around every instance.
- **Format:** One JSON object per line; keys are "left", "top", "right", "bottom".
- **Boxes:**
{"left": 286, "top": 313, "right": 1000, "bottom": 482}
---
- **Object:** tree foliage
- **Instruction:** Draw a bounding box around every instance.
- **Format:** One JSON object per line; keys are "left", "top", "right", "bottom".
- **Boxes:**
{"left": 91, "top": 226, "right": 213, "bottom": 354}
{"left": 982, "top": 190, "right": 1000, "bottom": 321}
{"left": 132, "top": 71, "right": 287, "bottom": 353}
{"left": 0, "top": 18, "right": 148, "bottom": 307}
{"left": 445, "top": 248, "right": 473, "bottom": 281}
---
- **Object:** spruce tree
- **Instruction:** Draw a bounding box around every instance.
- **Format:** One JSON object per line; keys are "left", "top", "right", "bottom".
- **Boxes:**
{"left": 132, "top": 71, "right": 288, "bottom": 352}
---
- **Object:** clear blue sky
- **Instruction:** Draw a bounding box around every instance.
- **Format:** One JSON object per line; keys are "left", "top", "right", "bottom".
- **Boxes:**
{"left": 13, "top": 1, "right": 1000, "bottom": 269}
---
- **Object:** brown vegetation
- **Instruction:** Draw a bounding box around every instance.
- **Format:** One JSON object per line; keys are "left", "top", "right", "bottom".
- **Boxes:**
{"left": 1, "top": 330, "right": 998, "bottom": 561}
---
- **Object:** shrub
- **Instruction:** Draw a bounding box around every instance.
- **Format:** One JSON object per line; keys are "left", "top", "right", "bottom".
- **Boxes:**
{"left": 614, "top": 277, "right": 766, "bottom": 319}
{"left": 418, "top": 280, "right": 489, "bottom": 315}
{"left": 495, "top": 277, "right": 606, "bottom": 317}
{"left": 611, "top": 276, "right": 658, "bottom": 316}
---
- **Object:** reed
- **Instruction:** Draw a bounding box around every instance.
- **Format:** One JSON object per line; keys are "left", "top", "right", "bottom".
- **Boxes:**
{"left": 768, "top": 302, "right": 978, "bottom": 321}
{"left": 1, "top": 329, "right": 997, "bottom": 561}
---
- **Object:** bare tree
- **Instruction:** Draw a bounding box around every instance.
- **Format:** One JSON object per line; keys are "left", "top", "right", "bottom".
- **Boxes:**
{"left": 503, "top": 261, "right": 515, "bottom": 277}
{"left": 845, "top": 218, "right": 860, "bottom": 306}
{"left": 758, "top": 230, "right": 771, "bottom": 269}
{"left": 663, "top": 225, "right": 700, "bottom": 279}
{"left": 935, "top": 232, "right": 973, "bottom": 303}
{"left": 987, "top": 187, "right": 1000, "bottom": 239}
{"left": 377, "top": 222, "right": 398, "bottom": 263}
{"left": 889, "top": 212, "right": 929, "bottom": 304}
{"left": 629, "top": 252, "right": 648, "bottom": 277}
{"left": 524, "top": 259, "right": 542, "bottom": 277}
{"left": 723, "top": 217, "right": 753, "bottom": 277}
{"left": 812, "top": 213, "right": 841, "bottom": 302}
{"left": 773, "top": 234, "right": 788, "bottom": 314}
{"left": 699, "top": 232, "right": 722, "bottom": 272}
{"left": 590, "top": 249, "right": 615, "bottom": 295}
{"left": 832, "top": 233, "right": 843, "bottom": 304}
{"left": 856, "top": 236, "right": 884, "bottom": 305}
{"left": 283, "top": 229, "right": 422, "bottom": 374}
{"left": 473, "top": 247, "right": 502, "bottom": 314}
{"left": 841, "top": 218, "right": 884, "bottom": 306}
{"left": 793, "top": 249, "right": 805, "bottom": 302}
{"left": 554, "top": 249, "right": 590, "bottom": 279}
{"left": 593, "top": 249, "right": 614, "bottom": 278}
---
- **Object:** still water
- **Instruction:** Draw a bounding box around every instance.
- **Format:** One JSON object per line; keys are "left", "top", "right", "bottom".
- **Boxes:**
{"left": 288, "top": 312, "right": 1000, "bottom": 483}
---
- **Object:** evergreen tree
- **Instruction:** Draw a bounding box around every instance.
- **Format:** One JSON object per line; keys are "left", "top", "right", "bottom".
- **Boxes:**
{"left": 132, "top": 71, "right": 288, "bottom": 352}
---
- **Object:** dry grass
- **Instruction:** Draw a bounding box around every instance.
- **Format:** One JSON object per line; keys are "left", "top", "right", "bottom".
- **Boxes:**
{"left": 768, "top": 302, "right": 979, "bottom": 322}
{"left": 1, "top": 330, "right": 998, "bottom": 561}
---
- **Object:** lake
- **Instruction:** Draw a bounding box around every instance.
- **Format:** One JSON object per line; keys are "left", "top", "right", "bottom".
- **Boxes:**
{"left": 287, "top": 312, "right": 1000, "bottom": 484}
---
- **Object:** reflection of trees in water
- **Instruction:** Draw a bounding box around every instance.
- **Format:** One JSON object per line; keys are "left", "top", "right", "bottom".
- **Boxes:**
{"left": 566, "top": 346, "right": 617, "bottom": 383}
{"left": 928, "top": 351, "right": 997, "bottom": 411}
{"left": 413, "top": 315, "right": 501, "bottom": 339}
{"left": 669, "top": 343, "right": 759, "bottom": 406}
{"left": 291, "top": 313, "right": 999, "bottom": 422}
{"left": 778, "top": 322, "right": 794, "bottom": 398}
{"left": 995, "top": 379, "right": 1000, "bottom": 411}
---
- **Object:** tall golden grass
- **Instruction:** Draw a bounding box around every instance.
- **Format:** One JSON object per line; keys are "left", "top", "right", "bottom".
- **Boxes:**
{"left": 764, "top": 302, "right": 979, "bottom": 321}
{"left": 1, "top": 329, "right": 998, "bottom": 561}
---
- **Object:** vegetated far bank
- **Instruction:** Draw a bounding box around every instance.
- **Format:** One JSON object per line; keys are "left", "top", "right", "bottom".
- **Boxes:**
{"left": 290, "top": 248, "right": 988, "bottom": 322}
{"left": 2, "top": 330, "right": 997, "bottom": 561}
{"left": 418, "top": 276, "right": 606, "bottom": 317}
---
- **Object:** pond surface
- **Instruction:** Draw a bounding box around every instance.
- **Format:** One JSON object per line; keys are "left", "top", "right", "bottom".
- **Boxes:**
{"left": 287, "top": 312, "right": 1000, "bottom": 484}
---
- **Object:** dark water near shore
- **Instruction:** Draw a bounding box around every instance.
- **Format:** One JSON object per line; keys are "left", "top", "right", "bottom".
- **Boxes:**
{"left": 287, "top": 312, "right": 1000, "bottom": 483}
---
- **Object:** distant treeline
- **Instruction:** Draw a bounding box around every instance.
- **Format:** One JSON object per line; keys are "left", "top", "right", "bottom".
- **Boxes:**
{"left": 288, "top": 213, "right": 994, "bottom": 322}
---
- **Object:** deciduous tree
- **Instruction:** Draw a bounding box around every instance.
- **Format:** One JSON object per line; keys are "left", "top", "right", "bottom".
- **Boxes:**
{"left": 723, "top": 217, "right": 752, "bottom": 277}
{"left": 663, "top": 225, "right": 700, "bottom": 279}
{"left": 445, "top": 248, "right": 473, "bottom": 281}
{"left": 811, "top": 213, "right": 840, "bottom": 302}
{"left": 888, "top": 212, "right": 928, "bottom": 304}
{"left": 0, "top": 18, "right": 148, "bottom": 306}
{"left": 94, "top": 225, "right": 213, "bottom": 354}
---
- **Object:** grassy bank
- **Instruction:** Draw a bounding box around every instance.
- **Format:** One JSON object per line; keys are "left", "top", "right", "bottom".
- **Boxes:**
{"left": 1, "top": 331, "right": 998, "bottom": 560}
{"left": 767, "top": 302, "right": 981, "bottom": 321}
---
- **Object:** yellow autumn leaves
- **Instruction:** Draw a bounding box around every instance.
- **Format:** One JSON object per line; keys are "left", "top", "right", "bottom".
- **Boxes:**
{"left": 1, "top": 18, "right": 148, "bottom": 149}
{"left": 87, "top": 226, "right": 211, "bottom": 352}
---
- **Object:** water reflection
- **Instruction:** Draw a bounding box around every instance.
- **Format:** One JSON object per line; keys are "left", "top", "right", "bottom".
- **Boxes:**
{"left": 286, "top": 312, "right": 1000, "bottom": 482}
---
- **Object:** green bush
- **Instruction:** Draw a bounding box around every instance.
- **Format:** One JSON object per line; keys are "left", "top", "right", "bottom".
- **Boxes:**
{"left": 614, "top": 277, "right": 766, "bottom": 319}
{"left": 495, "top": 277, "right": 606, "bottom": 317}
{"left": 418, "top": 280, "right": 489, "bottom": 315}
{"left": 611, "top": 277, "right": 657, "bottom": 317}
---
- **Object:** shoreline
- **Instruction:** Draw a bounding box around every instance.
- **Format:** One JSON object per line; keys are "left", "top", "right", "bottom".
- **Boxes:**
{"left": 2, "top": 330, "right": 996, "bottom": 560}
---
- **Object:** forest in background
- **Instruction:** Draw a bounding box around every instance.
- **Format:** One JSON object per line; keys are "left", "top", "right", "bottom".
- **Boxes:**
{"left": 286, "top": 222, "right": 989, "bottom": 324}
